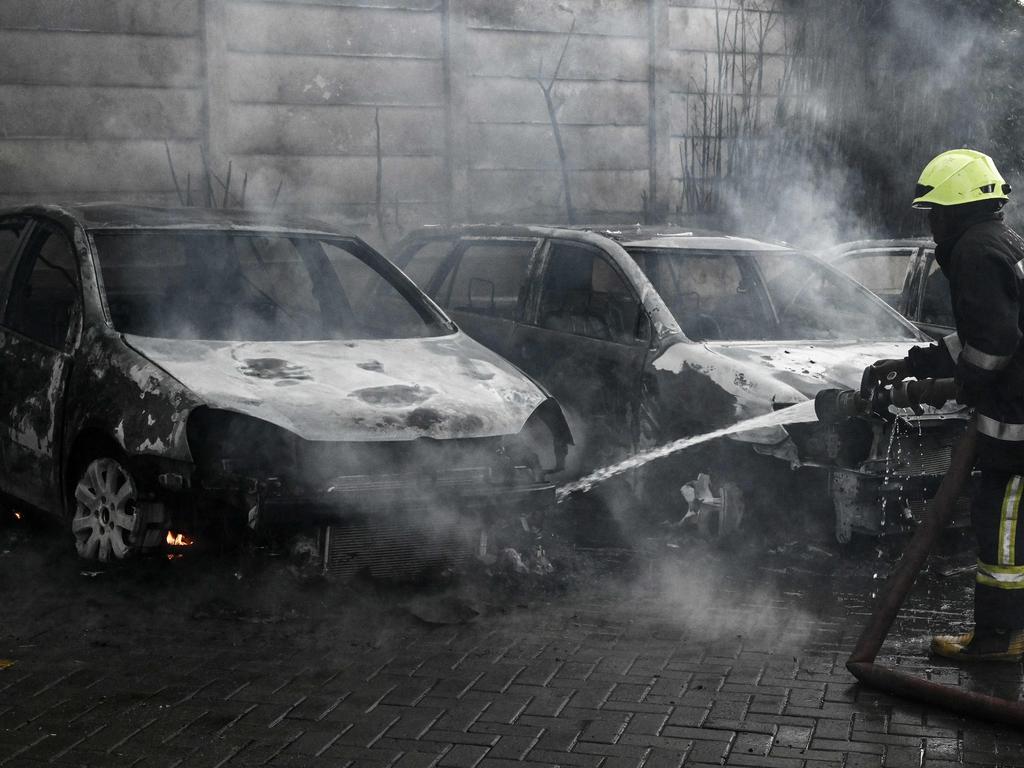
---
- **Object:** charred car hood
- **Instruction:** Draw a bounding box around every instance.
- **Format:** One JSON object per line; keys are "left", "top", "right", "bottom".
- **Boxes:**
{"left": 705, "top": 340, "right": 917, "bottom": 399}
{"left": 124, "top": 333, "right": 547, "bottom": 442}
{"left": 652, "top": 339, "right": 921, "bottom": 444}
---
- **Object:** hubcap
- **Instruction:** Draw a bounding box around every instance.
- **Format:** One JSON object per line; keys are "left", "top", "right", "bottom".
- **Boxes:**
{"left": 681, "top": 474, "right": 745, "bottom": 539}
{"left": 72, "top": 458, "right": 139, "bottom": 562}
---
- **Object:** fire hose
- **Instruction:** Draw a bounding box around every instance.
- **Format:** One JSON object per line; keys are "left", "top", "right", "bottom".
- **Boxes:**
{"left": 815, "top": 380, "right": 1024, "bottom": 727}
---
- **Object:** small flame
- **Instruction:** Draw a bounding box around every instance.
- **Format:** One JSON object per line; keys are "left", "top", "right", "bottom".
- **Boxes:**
{"left": 13, "top": 512, "right": 21, "bottom": 521}
{"left": 166, "top": 531, "right": 194, "bottom": 547}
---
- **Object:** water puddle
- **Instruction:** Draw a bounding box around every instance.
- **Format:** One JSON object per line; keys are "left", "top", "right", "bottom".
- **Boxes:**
{"left": 555, "top": 399, "right": 819, "bottom": 502}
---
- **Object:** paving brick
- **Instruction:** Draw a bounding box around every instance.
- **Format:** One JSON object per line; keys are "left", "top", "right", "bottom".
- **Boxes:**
{"left": 428, "top": 700, "right": 489, "bottom": 733}
{"left": 533, "top": 727, "right": 580, "bottom": 752}
{"left": 659, "top": 726, "right": 732, "bottom": 742}
{"left": 813, "top": 717, "right": 852, "bottom": 740}
{"left": 437, "top": 744, "right": 488, "bottom": 768}
{"left": 382, "top": 680, "right": 436, "bottom": 708}
{"left": 419, "top": 729, "right": 497, "bottom": 748}
{"left": 520, "top": 688, "right": 571, "bottom": 717}
{"left": 483, "top": 734, "right": 535, "bottom": 760}
{"left": 469, "top": 722, "right": 542, "bottom": 740}
{"left": 883, "top": 745, "right": 926, "bottom": 768}
{"left": 725, "top": 754, "right": 803, "bottom": 768}
{"left": 475, "top": 696, "right": 531, "bottom": 725}
{"left": 624, "top": 712, "right": 667, "bottom": 736}
{"left": 422, "top": 677, "right": 478, "bottom": 700}
{"left": 686, "top": 735, "right": 733, "bottom": 763}
{"left": 332, "top": 710, "right": 402, "bottom": 748}
{"left": 47, "top": 748, "right": 152, "bottom": 767}
{"left": 665, "top": 705, "right": 708, "bottom": 727}
{"left": 579, "top": 712, "right": 631, "bottom": 744}
{"left": 642, "top": 746, "right": 687, "bottom": 768}
{"left": 468, "top": 666, "right": 524, "bottom": 695}
{"left": 283, "top": 693, "right": 348, "bottom": 722}
{"left": 729, "top": 731, "right": 772, "bottom": 757}
{"left": 386, "top": 708, "right": 445, "bottom": 740}
{"left": 810, "top": 738, "right": 885, "bottom": 755}
{"left": 773, "top": 725, "right": 811, "bottom": 749}
{"left": 843, "top": 753, "right": 884, "bottom": 768}
{"left": 512, "top": 659, "right": 562, "bottom": 687}
{"left": 524, "top": 748, "right": 601, "bottom": 766}
{"left": 572, "top": 741, "right": 648, "bottom": 760}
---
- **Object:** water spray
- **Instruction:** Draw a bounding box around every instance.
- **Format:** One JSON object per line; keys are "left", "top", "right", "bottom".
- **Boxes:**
{"left": 554, "top": 399, "right": 819, "bottom": 502}
{"left": 555, "top": 377, "right": 959, "bottom": 503}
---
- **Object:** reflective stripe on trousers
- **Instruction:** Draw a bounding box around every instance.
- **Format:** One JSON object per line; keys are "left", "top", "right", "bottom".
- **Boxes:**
{"left": 973, "top": 473, "right": 1024, "bottom": 628}
{"left": 976, "top": 474, "right": 1024, "bottom": 588}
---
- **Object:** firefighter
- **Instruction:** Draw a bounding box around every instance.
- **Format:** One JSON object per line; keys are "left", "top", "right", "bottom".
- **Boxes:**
{"left": 866, "top": 148, "right": 1024, "bottom": 661}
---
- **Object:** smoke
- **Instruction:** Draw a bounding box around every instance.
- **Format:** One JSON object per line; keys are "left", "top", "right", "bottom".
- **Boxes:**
{"left": 709, "top": 0, "right": 1024, "bottom": 248}
{"left": 636, "top": 548, "right": 820, "bottom": 650}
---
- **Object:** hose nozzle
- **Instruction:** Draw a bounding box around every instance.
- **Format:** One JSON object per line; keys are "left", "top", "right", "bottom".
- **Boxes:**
{"left": 815, "top": 378, "right": 958, "bottom": 423}
{"left": 815, "top": 388, "right": 872, "bottom": 422}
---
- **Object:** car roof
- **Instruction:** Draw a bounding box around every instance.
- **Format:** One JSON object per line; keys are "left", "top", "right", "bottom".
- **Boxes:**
{"left": 404, "top": 223, "right": 792, "bottom": 252}
{"left": 823, "top": 237, "right": 933, "bottom": 258}
{"left": 0, "top": 202, "right": 352, "bottom": 237}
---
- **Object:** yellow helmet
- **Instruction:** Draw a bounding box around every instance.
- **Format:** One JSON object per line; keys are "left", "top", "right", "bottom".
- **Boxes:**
{"left": 913, "top": 149, "right": 1011, "bottom": 209}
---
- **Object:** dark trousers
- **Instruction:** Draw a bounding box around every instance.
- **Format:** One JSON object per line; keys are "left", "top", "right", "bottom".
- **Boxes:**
{"left": 973, "top": 471, "right": 1024, "bottom": 630}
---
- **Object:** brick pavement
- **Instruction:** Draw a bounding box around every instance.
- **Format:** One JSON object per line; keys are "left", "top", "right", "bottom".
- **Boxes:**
{"left": 2, "top": 516, "right": 1024, "bottom": 768}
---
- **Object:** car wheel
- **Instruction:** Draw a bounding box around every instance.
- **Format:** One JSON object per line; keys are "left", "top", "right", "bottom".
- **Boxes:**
{"left": 71, "top": 457, "right": 143, "bottom": 562}
{"left": 682, "top": 475, "right": 745, "bottom": 541}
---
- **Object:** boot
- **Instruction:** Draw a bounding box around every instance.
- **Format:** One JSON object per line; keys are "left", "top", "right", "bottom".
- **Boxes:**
{"left": 930, "top": 627, "right": 1024, "bottom": 662}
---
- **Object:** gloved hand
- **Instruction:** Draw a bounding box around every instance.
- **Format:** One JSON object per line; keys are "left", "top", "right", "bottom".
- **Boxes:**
{"left": 860, "top": 358, "right": 911, "bottom": 399}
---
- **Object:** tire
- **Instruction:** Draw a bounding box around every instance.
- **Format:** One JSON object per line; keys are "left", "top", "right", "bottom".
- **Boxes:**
{"left": 70, "top": 456, "right": 146, "bottom": 562}
{"left": 695, "top": 479, "right": 746, "bottom": 541}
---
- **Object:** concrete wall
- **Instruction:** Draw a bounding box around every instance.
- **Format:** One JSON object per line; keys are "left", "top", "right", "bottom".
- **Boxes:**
{"left": 0, "top": 0, "right": 205, "bottom": 208}
{"left": 0, "top": 0, "right": 786, "bottom": 242}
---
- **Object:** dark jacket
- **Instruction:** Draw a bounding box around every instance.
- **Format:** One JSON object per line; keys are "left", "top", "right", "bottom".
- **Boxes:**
{"left": 907, "top": 211, "right": 1024, "bottom": 471}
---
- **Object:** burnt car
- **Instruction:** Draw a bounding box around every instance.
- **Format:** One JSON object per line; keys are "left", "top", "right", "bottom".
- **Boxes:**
{"left": 0, "top": 205, "right": 570, "bottom": 567}
{"left": 392, "top": 225, "right": 970, "bottom": 543}
{"left": 824, "top": 239, "right": 953, "bottom": 340}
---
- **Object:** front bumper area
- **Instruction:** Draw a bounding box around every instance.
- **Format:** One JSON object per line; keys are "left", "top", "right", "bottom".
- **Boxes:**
{"left": 255, "top": 472, "right": 556, "bottom": 580}
{"left": 830, "top": 468, "right": 976, "bottom": 542}
{"left": 257, "top": 468, "right": 555, "bottom": 525}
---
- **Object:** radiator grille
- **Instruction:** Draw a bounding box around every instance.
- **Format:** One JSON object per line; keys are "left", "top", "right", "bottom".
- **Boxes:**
{"left": 888, "top": 425, "right": 964, "bottom": 477}
{"left": 905, "top": 495, "right": 972, "bottom": 526}
{"left": 321, "top": 517, "right": 479, "bottom": 581}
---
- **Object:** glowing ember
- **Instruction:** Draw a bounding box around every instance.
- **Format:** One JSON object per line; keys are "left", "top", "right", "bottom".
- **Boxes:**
{"left": 166, "top": 531, "right": 194, "bottom": 547}
{"left": 13, "top": 512, "right": 21, "bottom": 521}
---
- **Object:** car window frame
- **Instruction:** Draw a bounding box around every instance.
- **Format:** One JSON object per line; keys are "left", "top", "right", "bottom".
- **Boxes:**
{"left": 1, "top": 217, "right": 83, "bottom": 352}
{"left": 392, "top": 236, "right": 458, "bottom": 295}
{"left": 433, "top": 236, "right": 543, "bottom": 323}
{"left": 525, "top": 237, "right": 647, "bottom": 346}
{"left": 832, "top": 246, "right": 917, "bottom": 315}
{"left": 0, "top": 216, "right": 32, "bottom": 320}
{"left": 88, "top": 228, "right": 456, "bottom": 340}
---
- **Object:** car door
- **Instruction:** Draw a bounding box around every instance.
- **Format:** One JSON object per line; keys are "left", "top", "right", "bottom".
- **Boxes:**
{"left": 426, "top": 237, "right": 541, "bottom": 357}
{"left": 0, "top": 218, "right": 82, "bottom": 513}
{"left": 505, "top": 239, "right": 651, "bottom": 475}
